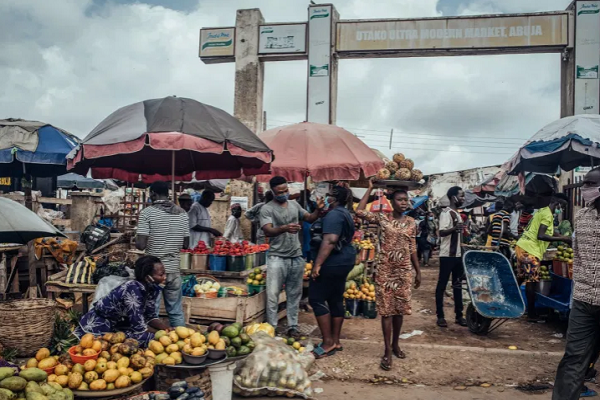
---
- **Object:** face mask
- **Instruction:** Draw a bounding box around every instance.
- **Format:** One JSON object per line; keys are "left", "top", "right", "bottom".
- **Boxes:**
{"left": 555, "top": 208, "right": 562, "bottom": 215}
{"left": 428, "top": 217, "right": 434, "bottom": 221}
{"left": 581, "top": 185, "right": 600, "bottom": 205}
{"left": 453, "top": 196, "right": 463, "bottom": 207}
{"left": 274, "top": 193, "right": 289, "bottom": 203}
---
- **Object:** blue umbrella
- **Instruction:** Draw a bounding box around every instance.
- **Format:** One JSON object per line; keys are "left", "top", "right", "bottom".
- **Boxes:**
{"left": 0, "top": 119, "right": 79, "bottom": 177}
{"left": 57, "top": 173, "right": 105, "bottom": 190}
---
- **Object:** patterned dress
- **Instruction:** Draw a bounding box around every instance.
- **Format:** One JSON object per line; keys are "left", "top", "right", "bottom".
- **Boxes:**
{"left": 357, "top": 211, "right": 417, "bottom": 316}
{"left": 74, "top": 280, "right": 161, "bottom": 346}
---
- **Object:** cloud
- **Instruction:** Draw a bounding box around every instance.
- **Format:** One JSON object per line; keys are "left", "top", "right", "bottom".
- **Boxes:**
{"left": 0, "top": 0, "right": 574, "bottom": 176}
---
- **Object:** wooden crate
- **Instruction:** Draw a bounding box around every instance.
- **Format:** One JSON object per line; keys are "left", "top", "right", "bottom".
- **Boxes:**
{"left": 160, "top": 290, "right": 286, "bottom": 324}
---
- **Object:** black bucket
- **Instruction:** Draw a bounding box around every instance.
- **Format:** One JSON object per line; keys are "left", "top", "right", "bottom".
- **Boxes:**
{"left": 363, "top": 301, "right": 377, "bottom": 319}
{"left": 345, "top": 299, "right": 362, "bottom": 316}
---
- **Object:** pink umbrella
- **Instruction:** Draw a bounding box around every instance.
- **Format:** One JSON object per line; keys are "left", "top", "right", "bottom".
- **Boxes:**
{"left": 257, "top": 122, "right": 384, "bottom": 182}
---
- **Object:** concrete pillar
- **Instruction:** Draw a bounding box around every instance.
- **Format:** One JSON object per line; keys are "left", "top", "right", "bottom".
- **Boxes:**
{"left": 561, "top": 49, "right": 575, "bottom": 118}
{"left": 307, "top": 4, "right": 339, "bottom": 125}
{"left": 234, "top": 9, "right": 265, "bottom": 134}
{"left": 71, "top": 192, "right": 102, "bottom": 235}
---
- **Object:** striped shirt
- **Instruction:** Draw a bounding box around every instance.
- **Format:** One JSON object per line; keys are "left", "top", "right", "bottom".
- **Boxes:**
{"left": 439, "top": 208, "right": 462, "bottom": 257}
{"left": 490, "top": 210, "right": 511, "bottom": 247}
{"left": 137, "top": 204, "right": 190, "bottom": 273}
{"left": 572, "top": 207, "right": 600, "bottom": 306}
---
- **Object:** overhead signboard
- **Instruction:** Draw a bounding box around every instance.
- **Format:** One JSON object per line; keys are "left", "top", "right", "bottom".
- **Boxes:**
{"left": 574, "top": 1, "right": 600, "bottom": 114}
{"left": 336, "top": 13, "right": 569, "bottom": 52}
{"left": 199, "top": 28, "right": 235, "bottom": 58}
{"left": 259, "top": 24, "right": 306, "bottom": 54}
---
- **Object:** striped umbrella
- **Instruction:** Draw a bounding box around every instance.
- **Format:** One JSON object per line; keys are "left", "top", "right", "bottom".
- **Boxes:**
{"left": 67, "top": 96, "right": 273, "bottom": 189}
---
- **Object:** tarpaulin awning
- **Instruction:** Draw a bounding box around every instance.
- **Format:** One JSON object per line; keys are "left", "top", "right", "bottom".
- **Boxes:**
{"left": 506, "top": 114, "right": 600, "bottom": 174}
{"left": 0, "top": 119, "right": 79, "bottom": 177}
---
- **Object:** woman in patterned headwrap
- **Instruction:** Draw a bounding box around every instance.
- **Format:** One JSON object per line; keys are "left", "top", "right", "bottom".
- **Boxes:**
{"left": 356, "top": 179, "right": 421, "bottom": 371}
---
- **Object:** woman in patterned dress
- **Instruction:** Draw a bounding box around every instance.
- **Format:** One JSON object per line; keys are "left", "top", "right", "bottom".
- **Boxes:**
{"left": 356, "top": 180, "right": 421, "bottom": 371}
{"left": 74, "top": 256, "right": 170, "bottom": 346}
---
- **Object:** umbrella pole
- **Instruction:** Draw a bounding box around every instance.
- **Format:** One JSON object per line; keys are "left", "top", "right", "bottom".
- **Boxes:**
{"left": 171, "top": 151, "right": 176, "bottom": 203}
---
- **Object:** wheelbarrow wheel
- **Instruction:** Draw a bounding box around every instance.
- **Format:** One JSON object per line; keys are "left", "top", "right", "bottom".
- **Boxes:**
{"left": 466, "top": 303, "right": 492, "bottom": 335}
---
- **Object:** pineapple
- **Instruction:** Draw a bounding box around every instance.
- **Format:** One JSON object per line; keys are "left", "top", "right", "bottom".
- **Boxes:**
{"left": 376, "top": 168, "right": 391, "bottom": 180}
{"left": 411, "top": 169, "right": 423, "bottom": 182}
{"left": 392, "top": 153, "right": 405, "bottom": 164}
{"left": 395, "top": 168, "right": 412, "bottom": 181}
{"left": 50, "top": 313, "right": 79, "bottom": 356}
{"left": 385, "top": 161, "right": 399, "bottom": 173}
{"left": 399, "top": 159, "right": 414, "bottom": 170}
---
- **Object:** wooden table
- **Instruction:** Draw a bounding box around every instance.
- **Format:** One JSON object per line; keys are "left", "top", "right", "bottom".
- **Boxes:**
{"left": 46, "top": 281, "right": 96, "bottom": 313}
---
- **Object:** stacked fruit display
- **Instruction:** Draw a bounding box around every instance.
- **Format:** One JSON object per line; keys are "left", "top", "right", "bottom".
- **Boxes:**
{"left": 246, "top": 268, "right": 266, "bottom": 286}
{"left": 24, "top": 332, "right": 154, "bottom": 393}
{"left": 375, "top": 153, "right": 423, "bottom": 182}
{"left": 344, "top": 282, "right": 375, "bottom": 301}
{"left": 303, "top": 263, "right": 312, "bottom": 280}
{"left": 147, "top": 326, "right": 198, "bottom": 365}
{"left": 193, "top": 280, "right": 221, "bottom": 296}
{"left": 0, "top": 365, "right": 75, "bottom": 400}
{"left": 217, "top": 323, "right": 254, "bottom": 358}
{"left": 555, "top": 245, "right": 574, "bottom": 264}
{"left": 539, "top": 265, "right": 552, "bottom": 281}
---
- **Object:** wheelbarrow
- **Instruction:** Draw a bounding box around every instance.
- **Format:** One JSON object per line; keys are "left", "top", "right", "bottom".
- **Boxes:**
{"left": 462, "top": 250, "right": 525, "bottom": 335}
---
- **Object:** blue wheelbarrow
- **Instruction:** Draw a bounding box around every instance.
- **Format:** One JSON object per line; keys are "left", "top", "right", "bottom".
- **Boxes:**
{"left": 462, "top": 250, "right": 526, "bottom": 335}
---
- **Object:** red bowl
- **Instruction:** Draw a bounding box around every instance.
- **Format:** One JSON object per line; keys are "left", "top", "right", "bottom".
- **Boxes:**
{"left": 42, "top": 366, "right": 55, "bottom": 375}
{"left": 68, "top": 346, "right": 98, "bottom": 364}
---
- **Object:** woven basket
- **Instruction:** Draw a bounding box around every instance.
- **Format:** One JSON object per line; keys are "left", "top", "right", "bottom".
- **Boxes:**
{"left": 155, "top": 365, "right": 212, "bottom": 400}
{"left": 0, "top": 298, "right": 57, "bottom": 356}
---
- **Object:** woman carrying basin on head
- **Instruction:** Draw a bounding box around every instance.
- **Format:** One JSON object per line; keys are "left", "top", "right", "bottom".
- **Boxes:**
{"left": 356, "top": 179, "right": 421, "bottom": 371}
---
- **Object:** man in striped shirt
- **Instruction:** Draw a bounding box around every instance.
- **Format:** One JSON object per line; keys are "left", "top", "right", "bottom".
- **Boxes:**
{"left": 436, "top": 186, "right": 467, "bottom": 328}
{"left": 136, "top": 181, "right": 190, "bottom": 327}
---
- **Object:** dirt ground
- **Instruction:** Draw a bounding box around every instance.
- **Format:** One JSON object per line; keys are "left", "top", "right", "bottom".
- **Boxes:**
{"left": 249, "top": 380, "right": 552, "bottom": 400}
{"left": 290, "top": 258, "right": 569, "bottom": 386}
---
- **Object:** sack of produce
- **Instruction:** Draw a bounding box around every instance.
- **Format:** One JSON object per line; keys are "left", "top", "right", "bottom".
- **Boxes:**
{"left": 233, "top": 333, "right": 314, "bottom": 398}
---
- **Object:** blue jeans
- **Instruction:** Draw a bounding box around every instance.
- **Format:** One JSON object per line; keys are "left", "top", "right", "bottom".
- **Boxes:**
{"left": 155, "top": 273, "right": 185, "bottom": 327}
{"left": 266, "top": 255, "right": 304, "bottom": 330}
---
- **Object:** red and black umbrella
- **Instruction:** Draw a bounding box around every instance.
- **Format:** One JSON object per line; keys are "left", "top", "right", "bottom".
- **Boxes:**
{"left": 67, "top": 96, "right": 273, "bottom": 184}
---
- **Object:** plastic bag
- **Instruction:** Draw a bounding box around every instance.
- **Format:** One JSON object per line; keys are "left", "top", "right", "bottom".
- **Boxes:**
{"left": 92, "top": 271, "right": 133, "bottom": 305}
{"left": 92, "top": 259, "right": 133, "bottom": 284}
{"left": 233, "top": 332, "right": 314, "bottom": 399}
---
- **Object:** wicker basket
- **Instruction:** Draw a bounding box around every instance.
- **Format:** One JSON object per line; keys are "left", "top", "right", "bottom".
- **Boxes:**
{"left": 0, "top": 298, "right": 57, "bottom": 356}
{"left": 155, "top": 365, "right": 212, "bottom": 400}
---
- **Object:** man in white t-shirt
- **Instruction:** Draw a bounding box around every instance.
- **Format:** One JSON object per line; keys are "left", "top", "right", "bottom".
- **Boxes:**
{"left": 436, "top": 186, "right": 468, "bottom": 328}
{"left": 187, "top": 191, "right": 221, "bottom": 248}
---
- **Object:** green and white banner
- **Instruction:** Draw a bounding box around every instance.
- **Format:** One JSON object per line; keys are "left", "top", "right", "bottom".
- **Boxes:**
{"left": 199, "top": 28, "right": 235, "bottom": 58}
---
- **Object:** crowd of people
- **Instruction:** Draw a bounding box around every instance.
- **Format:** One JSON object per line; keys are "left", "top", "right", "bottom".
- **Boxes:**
{"left": 70, "top": 167, "right": 600, "bottom": 399}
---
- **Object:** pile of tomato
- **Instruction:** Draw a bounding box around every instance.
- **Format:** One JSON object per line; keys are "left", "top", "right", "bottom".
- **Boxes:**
{"left": 183, "top": 240, "right": 270, "bottom": 256}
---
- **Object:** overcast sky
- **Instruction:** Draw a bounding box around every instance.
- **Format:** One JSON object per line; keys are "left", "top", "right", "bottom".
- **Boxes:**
{"left": 0, "top": 0, "right": 573, "bottom": 175}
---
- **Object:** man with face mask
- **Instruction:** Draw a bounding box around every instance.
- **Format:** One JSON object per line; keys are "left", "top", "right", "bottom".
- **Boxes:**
{"left": 553, "top": 167, "right": 600, "bottom": 400}
{"left": 224, "top": 203, "right": 243, "bottom": 243}
{"left": 436, "top": 186, "right": 467, "bottom": 328}
{"left": 259, "top": 176, "right": 324, "bottom": 337}
{"left": 516, "top": 193, "right": 571, "bottom": 322}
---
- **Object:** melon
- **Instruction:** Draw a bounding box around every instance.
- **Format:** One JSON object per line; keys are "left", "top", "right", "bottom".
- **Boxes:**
{"left": 376, "top": 168, "right": 391, "bottom": 180}
{"left": 392, "top": 153, "right": 405, "bottom": 164}
{"left": 395, "top": 168, "right": 412, "bottom": 180}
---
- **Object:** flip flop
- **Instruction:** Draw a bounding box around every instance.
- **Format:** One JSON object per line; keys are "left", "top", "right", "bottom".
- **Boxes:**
{"left": 581, "top": 386, "right": 598, "bottom": 397}
{"left": 312, "top": 345, "right": 336, "bottom": 359}
{"left": 318, "top": 342, "right": 343, "bottom": 351}
{"left": 393, "top": 349, "right": 406, "bottom": 359}
{"left": 380, "top": 356, "right": 391, "bottom": 371}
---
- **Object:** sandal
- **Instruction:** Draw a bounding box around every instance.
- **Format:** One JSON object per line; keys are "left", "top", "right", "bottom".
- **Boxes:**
{"left": 318, "top": 342, "right": 343, "bottom": 351}
{"left": 380, "top": 356, "right": 392, "bottom": 371}
{"left": 312, "top": 345, "right": 336, "bottom": 359}
{"left": 393, "top": 348, "right": 406, "bottom": 359}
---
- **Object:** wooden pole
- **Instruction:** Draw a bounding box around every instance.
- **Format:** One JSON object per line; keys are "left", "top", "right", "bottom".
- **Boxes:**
{"left": 171, "top": 151, "right": 176, "bottom": 203}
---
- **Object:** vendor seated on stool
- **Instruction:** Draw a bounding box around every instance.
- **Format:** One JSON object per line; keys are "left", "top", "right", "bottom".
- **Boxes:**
{"left": 74, "top": 256, "right": 170, "bottom": 346}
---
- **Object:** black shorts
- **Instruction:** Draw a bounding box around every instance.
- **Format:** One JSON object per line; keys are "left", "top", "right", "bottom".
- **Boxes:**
{"left": 309, "top": 264, "right": 353, "bottom": 317}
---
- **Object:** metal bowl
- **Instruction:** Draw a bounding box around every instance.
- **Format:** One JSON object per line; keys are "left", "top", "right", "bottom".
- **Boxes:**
{"left": 207, "top": 348, "right": 227, "bottom": 360}
{"left": 182, "top": 352, "right": 208, "bottom": 365}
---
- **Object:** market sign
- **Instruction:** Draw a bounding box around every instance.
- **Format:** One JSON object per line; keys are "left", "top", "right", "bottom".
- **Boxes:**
{"left": 0, "top": 177, "right": 10, "bottom": 186}
{"left": 199, "top": 28, "right": 235, "bottom": 58}
{"left": 336, "top": 13, "right": 569, "bottom": 52}
{"left": 259, "top": 24, "right": 306, "bottom": 54}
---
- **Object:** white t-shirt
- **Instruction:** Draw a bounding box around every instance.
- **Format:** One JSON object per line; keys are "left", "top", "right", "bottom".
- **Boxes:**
{"left": 224, "top": 215, "right": 243, "bottom": 243}
{"left": 188, "top": 202, "right": 211, "bottom": 248}
{"left": 439, "top": 208, "right": 462, "bottom": 258}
